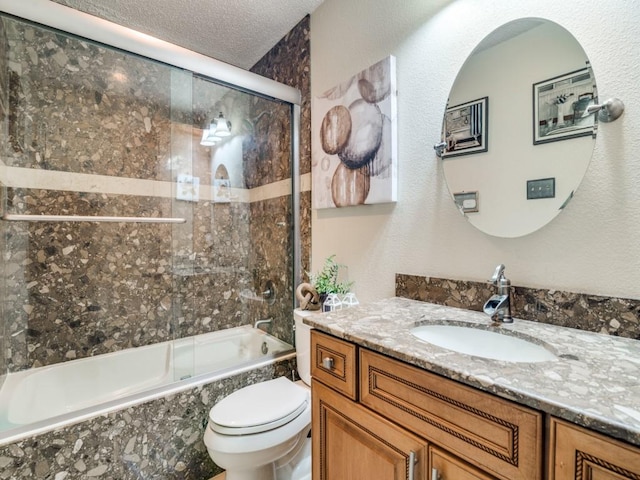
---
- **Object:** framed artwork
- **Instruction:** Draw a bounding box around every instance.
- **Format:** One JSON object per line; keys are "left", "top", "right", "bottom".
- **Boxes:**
{"left": 533, "top": 67, "right": 596, "bottom": 144}
{"left": 441, "top": 96, "right": 488, "bottom": 158}
{"left": 312, "top": 56, "right": 397, "bottom": 209}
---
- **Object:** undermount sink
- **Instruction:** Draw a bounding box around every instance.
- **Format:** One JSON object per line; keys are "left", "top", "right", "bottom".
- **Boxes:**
{"left": 410, "top": 324, "right": 557, "bottom": 363}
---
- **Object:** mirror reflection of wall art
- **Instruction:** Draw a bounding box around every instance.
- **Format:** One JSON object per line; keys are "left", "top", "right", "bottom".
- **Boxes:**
{"left": 442, "top": 96, "right": 488, "bottom": 158}
{"left": 533, "top": 67, "right": 596, "bottom": 144}
{"left": 312, "top": 56, "right": 397, "bottom": 208}
{"left": 176, "top": 174, "right": 200, "bottom": 202}
{"left": 213, "top": 178, "right": 231, "bottom": 203}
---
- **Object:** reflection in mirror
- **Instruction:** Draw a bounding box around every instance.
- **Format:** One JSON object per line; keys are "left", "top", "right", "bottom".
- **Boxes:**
{"left": 441, "top": 19, "right": 597, "bottom": 238}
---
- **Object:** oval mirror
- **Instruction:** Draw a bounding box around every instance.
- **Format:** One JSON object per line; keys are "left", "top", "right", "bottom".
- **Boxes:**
{"left": 440, "top": 18, "right": 597, "bottom": 238}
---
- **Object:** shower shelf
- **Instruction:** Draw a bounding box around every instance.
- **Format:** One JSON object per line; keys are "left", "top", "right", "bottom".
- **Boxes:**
{"left": 1, "top": 214, "right": 187, "bottom": 224}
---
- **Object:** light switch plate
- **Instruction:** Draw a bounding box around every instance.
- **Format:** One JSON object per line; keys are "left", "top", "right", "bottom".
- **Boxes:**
{"left": 527, "top": 178, "right": 555, "bottom": 200}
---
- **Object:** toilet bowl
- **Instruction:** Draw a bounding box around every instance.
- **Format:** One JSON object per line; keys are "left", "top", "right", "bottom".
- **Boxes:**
{"left": 203, "top": 309, "right": 313, "bottom": 480}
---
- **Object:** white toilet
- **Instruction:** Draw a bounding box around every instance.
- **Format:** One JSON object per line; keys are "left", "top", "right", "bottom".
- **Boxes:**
{"left": 203, "top": 310, "right": 313, "bottom": 480}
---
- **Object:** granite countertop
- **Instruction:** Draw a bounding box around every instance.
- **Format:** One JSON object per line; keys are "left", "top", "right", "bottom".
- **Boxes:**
{"left": 303, "top": 297, "right": 640, "bottom": 447}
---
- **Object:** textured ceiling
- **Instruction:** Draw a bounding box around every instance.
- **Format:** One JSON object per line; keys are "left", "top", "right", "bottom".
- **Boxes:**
{"left": 52, "top": 0, "right": 325, "bottom": 69}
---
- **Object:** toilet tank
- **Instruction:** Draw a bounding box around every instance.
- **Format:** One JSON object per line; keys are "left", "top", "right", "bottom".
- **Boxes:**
{"left": 294, "top": 309, "right": 313, "bottom": 385}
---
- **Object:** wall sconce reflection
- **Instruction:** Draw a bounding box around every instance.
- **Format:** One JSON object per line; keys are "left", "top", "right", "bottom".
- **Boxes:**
{"left": 200, "top": 128, "right": 217, "bottom": 146}
{"left": 200, "top": 112, "right": 232, "bottom": 146}
{"left": 212, "top": 112, "right": 232, "bottom": 137}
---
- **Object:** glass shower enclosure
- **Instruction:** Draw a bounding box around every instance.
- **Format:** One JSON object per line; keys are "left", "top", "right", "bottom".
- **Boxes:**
{"left": 0, "top": 0, "right": 301, "bottom": 437}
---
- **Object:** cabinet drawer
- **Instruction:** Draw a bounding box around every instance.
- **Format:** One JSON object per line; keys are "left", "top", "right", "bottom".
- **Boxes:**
{"left": 549, "top": 417, "right": 640, "bottom": 479}
{"left": 360, "top": 349, "right": 543, "bottom": 480}
{"left": 311, "top": 330, "right": 357, "bottom": 400}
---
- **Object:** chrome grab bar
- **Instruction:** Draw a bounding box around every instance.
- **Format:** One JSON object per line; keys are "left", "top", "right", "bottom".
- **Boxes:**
{"left": 2, "top": 213, "right": 186, "bottom": 224}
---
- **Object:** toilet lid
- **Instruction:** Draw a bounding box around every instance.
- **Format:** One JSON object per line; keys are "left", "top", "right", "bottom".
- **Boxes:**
{"left": 209, "top": 377, "right": 308, "bottom": 435}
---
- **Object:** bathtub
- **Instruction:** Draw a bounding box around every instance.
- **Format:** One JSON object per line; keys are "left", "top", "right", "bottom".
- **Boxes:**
{"left": 0, "top": 325, "right": 294, "bottom": 446}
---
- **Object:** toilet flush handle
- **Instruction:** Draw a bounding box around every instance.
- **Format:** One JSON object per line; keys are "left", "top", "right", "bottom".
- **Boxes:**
{"left": 322, "top": 357, "right": 334, "bottom": 370}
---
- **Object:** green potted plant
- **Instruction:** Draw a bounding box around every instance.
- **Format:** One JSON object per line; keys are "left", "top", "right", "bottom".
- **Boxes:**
{"left": 307, "top": 255, "right": 353, "bottom": 311}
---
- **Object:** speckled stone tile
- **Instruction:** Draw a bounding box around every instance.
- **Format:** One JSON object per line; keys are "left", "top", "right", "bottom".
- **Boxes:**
{"left": 4, "top": 18, "right": 172, "bottom": 181}
{"left": 396, "top": 273, "right": 640, "bottom": 338}
{"left": 0, "top": 11, "right": 309, "bottom": 479}
{"left": 1, "top": 10, "right": 310, "bottom": 371}
{"left": 251, "top": 15, "right": 312, "bottom": 282}
{"left": 0, "top": 358, "right": 297, "bottom": 479}
{"left": 304, "top": 297, "right": 640, "bottom": 447}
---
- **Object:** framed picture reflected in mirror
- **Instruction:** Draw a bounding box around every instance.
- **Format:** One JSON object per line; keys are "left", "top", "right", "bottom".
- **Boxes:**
{"left": 442, "top": 96, "right": 488, "bottom": 158}
{"left": 533, "top": 67, "right": 596, "bottom": 144}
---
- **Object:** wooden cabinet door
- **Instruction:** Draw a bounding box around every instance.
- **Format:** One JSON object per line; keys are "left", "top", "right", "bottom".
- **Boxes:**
{"left": 430, "top": 446, "right": 497, "bottom": 480}
{"left": 360, "top": 348, "right": 543, "bottom": 480}
{"left": 550, "top": 418, "right": 640, "bottom": 480}
{"left": 313, "top": 379, "right": 427, "bottom": 480}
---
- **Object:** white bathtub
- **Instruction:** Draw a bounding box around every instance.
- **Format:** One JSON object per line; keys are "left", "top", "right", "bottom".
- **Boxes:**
{"left": 0, "top": 325, "right": 294, "bottom": 445}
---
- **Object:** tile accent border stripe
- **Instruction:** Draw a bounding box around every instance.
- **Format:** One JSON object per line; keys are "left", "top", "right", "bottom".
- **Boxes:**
{"left": 0, "top": 165, "right": 311, "bottom": 203}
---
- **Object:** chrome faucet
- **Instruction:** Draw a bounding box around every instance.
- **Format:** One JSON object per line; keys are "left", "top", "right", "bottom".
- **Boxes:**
{"left": 483, "top": 264, "right": 513, "bottom": 323}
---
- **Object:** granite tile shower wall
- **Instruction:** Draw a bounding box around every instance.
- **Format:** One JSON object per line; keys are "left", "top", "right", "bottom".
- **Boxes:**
{"left": 0, "top": 17, "right": 7, "bottom": 382}
{"left": 1, "top": 14, "right": 297, "bottom": 372}
{"left": 396, "top": 273, "right": 640, "bottom": 338}
{"left": 249, "top": 15, "right": 312, "bottom": 344}
{"left": 2, "top": 16, "right": 178, "bottom": 371}
{"left": 0, "top": 9, "right": 309, "bottom": 478}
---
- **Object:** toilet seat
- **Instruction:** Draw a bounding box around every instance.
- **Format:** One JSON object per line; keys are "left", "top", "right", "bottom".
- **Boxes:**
{"left": 209, "top": 377, "right": 308, "bottom": 435}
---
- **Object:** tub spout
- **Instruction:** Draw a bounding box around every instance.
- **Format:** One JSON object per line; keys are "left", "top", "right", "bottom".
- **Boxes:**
{"left": 254, "top": 318, "right": 272, "bottom": 331}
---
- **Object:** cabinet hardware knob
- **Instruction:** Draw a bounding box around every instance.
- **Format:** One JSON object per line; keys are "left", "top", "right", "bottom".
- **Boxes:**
{"left": 431, "top": 467, "right": 440, "bottom": 480}
{"left": 322, "top": 357, "right": 334, "bottom": 369}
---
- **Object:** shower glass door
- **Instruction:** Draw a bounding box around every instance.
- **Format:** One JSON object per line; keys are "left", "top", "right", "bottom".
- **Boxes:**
{"left": 0, "top": 11, "right": 297, "bottom": 393}
{"left": 171, "top": 76, "right": 295, "bottom": 380}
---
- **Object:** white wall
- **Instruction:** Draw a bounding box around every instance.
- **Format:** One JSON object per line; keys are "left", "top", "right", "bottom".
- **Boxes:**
{"left": 310, "top": 0, "right": 640, "bottom": 302}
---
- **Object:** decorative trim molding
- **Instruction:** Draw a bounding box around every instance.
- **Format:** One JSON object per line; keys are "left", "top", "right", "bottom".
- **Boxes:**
{"left": 575, "top": 450, "right": 640, "bottom": 479}
{"left": 366, "top": 366, "right": 519, "bottom": 466}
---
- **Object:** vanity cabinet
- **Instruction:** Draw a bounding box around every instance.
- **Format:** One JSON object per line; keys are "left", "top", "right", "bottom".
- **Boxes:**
{"left": 311, "top": 329, "right": 640, "bottom": 480}
{"left": 311, "top": 330, "right": 542, "bottom": 480}
{"left": 311, "top": 331, "right": 427, "bottom": 479}
{"left": 312, "top": 380, "right": 427, "bottom": 479}
{"left": 549, "top": 418, "right": 640, "bottom": 479}
{"left": 360, "top": 348, "right": 543, "bottom": 480}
